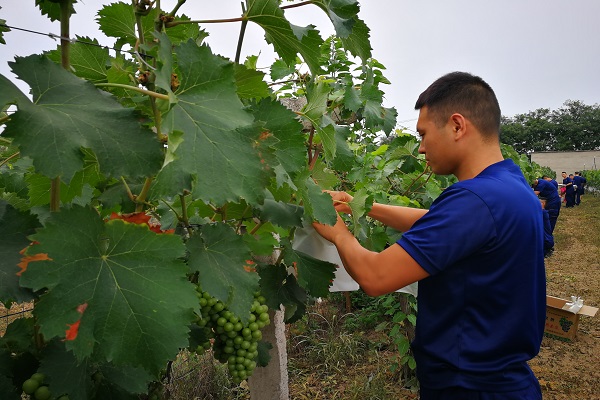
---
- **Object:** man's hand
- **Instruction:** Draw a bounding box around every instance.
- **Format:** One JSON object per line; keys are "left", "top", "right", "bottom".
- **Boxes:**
{"left": 312, "top": 213, "right": 352, "bottom": 244}
{"left": 325, "top": 190, "right": 354, "bottom": 214}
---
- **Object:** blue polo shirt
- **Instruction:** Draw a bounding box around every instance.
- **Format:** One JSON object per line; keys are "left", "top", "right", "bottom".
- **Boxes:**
{"left": 535, "top": 179, "right": 560, "bottom": 208}
{"left": 398, "top": 159, "right": 546, "bottom": 391}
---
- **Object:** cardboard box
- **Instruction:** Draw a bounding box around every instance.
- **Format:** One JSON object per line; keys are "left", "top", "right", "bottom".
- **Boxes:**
{"left": 545, "top": 295, "right": 599, "bottom": 341}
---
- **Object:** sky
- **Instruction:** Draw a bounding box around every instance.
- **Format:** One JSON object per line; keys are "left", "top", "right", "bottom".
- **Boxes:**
{"left": 1, "top": 0, "right": 600, "bottom": 131}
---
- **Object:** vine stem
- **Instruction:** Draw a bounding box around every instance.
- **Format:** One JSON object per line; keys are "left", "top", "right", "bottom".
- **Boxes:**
{"left": 165, "top": 17, "right": 245, "bottom": 28}
{"left": 50, "top": 0, "right": 73, "bottom": 213}
{"left": 0, "top": 115, "right": 10, "bottom": 125}
{"left": 0, "top": 152, "right": 20, "bottom": 169}
{"left": 94, "top": 83, "right": 169, "bottom": 100}
{"left": 280, "top": 1, "right": 313, "bottom": 10}
{"left": 168, "top": 0, "right": 186, "bottom": 17}
{"left": 179, "top": 194, "right": 194, "bottom": 237}
{"left": 135, "top": 177, "right": 154, "bottom": 212}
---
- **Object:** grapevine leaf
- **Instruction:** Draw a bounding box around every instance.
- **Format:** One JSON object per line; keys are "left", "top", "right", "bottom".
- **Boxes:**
{"left": 270, "top": 59, "right": 295, "bottom": 80}
{"left": 311, "top": 158, "right": 339, "bottom": 189}
{"left": 257, "top": 194, "right": 304, "bottom": 228}
{"left": 0, "top": 159, "right": 30, "bottom": 209}
{"left": 3, "top": 55, "right": 163, "bottom": 183}
{"left": 294, "top": 168, "right": 337, "bottom": 225}
{"left": 152, "top": 32, "right": 175, "bottom": 100}
{"left": 164, "top": 14, "right": 206, "bottom": 46}
{"left": 99, "top": 362, "right": 154, "bottom": 395}
{"left": 248, "top": 98, "right": 306, "bottom": 175}
{"left": 46, "top": 36, "right": 110, "bottom": 83}
{"left": 97, "top": 2, "right": 137, "bottom": 45}
{"left": 39, "top": 340, "right": 93, "bottom": 400}
{"left": 26, "top": 150, "right": 101, "bottom": 207}
{"left": 339, "top": 17, "right": 371, "bottom": 61}
{"left": 311, "top": 0, "right": 360, "bottom": 38}
{"left": 0, "top": 317, "right": 36, "bottom": 354}
{"left": 382, "top": 106, "right": 398, "bottom": 134}
{"left": 35, "top": 0, "right": 77, "bottom": 22}
{"left": 0, "top": 373, "right": 19, "bottom": 400}
{"left": 0, "top": 201, "right": 39, "bottom": 305}
{"left": 283, "top": 245, "right": 336, "bottom": 298}
{"left": 0, "top": 16, "right": 9, "bottom": 45}
{"left": 256, "top": 340, "right": 273, "bottom": 367}
{"left": 257, "top": 263, "right": 307, "bottom": 323}
{"left": 20, "top": 206, "right": 198, "bottom": 374}
{"left": 187, "top": 223, "right": 259, "bottom": 321}
{"left": 245, "top": 0, "right": 325, "bottom": 75}
{"left": 155, "top": 41, "right": 270, "bottom": 204}
{"left": 331, "top": 125, "right": 355, "bottom": 172}
{"left": 0, "top": 74, "right": 29, "bottom": 108}
{"left": 234, "top": 64, "right": 270, "bottom": 100}
{"left": 348, "top": 188, "right": 373, "bottom": 236}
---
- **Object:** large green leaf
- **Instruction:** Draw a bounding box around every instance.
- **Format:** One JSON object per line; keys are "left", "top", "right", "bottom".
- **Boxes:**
{"left": 0, "top": 74, "right": 29, "bottom": 108}
{"left": 187, "top": 223, "right": 259, "bottom": 322}
{"left": 257, "top": 263, "right": 307, "bottom": 323}
{"left": 39, "top": 341, "right": 93, "bottom": 400}
{"left": 282, "top": 242, "right": 336, "bottom": 298}
{"left": 2, "top": 55, "right": 163, "bottom": 183}
{"left": 0, "top": 201, "right": 39, "bottom": 305}
{"left": 154, "top": 41, "right": 270, "bottom": 204}
{"left": 248, "top": 98, "right": 306, "bottom": 175}
{"left": 46, "top": 37, "right": 110, "bottom": 83}
{"left": 19, "top": 206, "right": 197, "bottom": 374}
{"left": 245, "top": 0, "right": 325, "bottom": 75}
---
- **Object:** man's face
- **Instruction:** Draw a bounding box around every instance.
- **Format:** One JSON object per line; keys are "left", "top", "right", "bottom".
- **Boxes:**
{"left": 416, "top": 107, "right": 456, "bottom": 176}
{"left": 562, "top": 173, "right": 567, "bottom": 179}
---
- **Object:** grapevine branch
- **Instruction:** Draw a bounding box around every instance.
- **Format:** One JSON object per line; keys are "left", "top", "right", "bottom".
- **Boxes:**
{"left": 0, "top": 151, "right": 20, "bottom": 169}
{"left": 94, "top": 83, "right": 169, "bottom": 100}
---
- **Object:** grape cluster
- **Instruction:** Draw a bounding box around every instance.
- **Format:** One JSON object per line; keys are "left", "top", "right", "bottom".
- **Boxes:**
{"left": 21, "top": 372, "right": 69, "bottom": 400}
{"left": 195, "top": 288, "right": 270, "bottom": 383}
{"left": 559, "top": 317, "right": 574, "bottom": 332}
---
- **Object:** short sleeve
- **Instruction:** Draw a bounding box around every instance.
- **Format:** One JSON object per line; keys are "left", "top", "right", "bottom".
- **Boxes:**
{"left": 397, "top": 188, "right": 497, "bottom": 275}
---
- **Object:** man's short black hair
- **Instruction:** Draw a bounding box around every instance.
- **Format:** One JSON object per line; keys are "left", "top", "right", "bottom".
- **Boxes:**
{"left": 415, "top": 72, "right": 501, "bottom": 138}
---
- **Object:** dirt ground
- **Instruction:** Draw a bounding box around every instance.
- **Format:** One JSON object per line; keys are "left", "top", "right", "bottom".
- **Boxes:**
{"left": 529, "top": 194, "right": 600, "bottom": 400}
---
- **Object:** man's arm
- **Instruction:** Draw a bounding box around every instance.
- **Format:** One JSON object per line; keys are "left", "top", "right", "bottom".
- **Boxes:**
{"left": 313, "top": 214, "right": 429, "bottom": 296}
{"left": 327, "top": 191, "right": 428, "bottom": 232}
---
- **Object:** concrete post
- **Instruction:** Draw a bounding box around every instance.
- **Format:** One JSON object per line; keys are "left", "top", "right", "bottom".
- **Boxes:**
{"left": 248, "top": 307, "right": 289, "bottom": 400}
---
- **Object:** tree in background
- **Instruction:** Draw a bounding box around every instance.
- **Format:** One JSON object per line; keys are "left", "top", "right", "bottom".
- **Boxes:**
{"left": 500, "top": 100, "right": 600, "bottom": 153}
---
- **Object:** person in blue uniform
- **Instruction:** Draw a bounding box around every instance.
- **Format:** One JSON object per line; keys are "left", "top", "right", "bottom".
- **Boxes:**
{"left": 313, "top": 72, "right": 545, "bottom": 400}
{"left": 540, "top": 199, "right": 554, "bottom": 257}
{"left": 573, "top": 172, "right": 586, "bottom": 205}
{"left": 562, "top": 172, "right": 575, "bottom": 207}
{"left": 542, "top": 175, "right": 558, "bottom": 189}
{"left": 533, "top": 177, "right": 561, "bottom": 232}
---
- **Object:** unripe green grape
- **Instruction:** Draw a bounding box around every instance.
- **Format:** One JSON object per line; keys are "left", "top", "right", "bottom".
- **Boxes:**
{"left": 22, "top": 378, "right": 39, "bottom": 394}
{"left": 259, "top": 312, "right": 269, "bottom": 322}
{"left": 249, "top": 322, "right": 259, "bottom": 332}
{"left": 213, "top": 302, "right": 225, "bottom": 312}
{"left": 31, "top": 373, "right": 46, "bottom": 384}
{"left": 237, "top": 349, "right": 247, "bottom": 357}
{"left": 216, "top": 317, "right": 227, "bottom": 327}
{"left": 252, "top": 330, "right": 262, "bottom": 340}
{"left": 34, "top": 386, "right": 51, "bottom": 400}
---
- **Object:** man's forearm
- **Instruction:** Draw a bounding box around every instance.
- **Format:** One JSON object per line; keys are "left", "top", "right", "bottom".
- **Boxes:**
{"left": 367, "top": 203, "right": 428, "bottom": 232}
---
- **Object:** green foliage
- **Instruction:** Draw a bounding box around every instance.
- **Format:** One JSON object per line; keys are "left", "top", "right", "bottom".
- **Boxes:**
{"left": 0, "top": 0, "right": 552, "bottom": 397}
{"left": 582, "top": 170, "right": 600, "bottom": 193}
{"left": 500, "top": 100, "right": 600, "bottom": 153}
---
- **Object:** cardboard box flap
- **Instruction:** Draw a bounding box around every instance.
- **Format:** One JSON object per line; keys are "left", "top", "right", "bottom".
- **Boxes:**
{"left": 547, "top": 295, "right": 599, "bottom": 317}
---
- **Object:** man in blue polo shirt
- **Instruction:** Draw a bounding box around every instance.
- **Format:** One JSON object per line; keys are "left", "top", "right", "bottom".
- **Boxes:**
{"left": 533, "top": 177, "right": 561, "bottom": 232}
{"left": 573, "top": 172, "right": 586, "bottom": 205}
{"left": 313, "top": 72, "right": 545, "bottom": 399}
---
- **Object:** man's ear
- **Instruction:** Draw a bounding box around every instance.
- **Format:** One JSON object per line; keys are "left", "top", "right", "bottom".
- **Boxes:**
{"left": 449, "top": 113, "right": 467, "bottom": 140}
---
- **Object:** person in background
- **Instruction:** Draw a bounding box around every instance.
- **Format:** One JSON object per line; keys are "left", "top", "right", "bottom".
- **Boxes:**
{"left": 542, "top": 175, "right": 558, "bottom": 189}
{"left": 533, "top": 177, "right": 561, "bottom": 232}
{"left": 540, "top": 199, "right": 554, "bottom": 257}
{"left": 573, "top": 171, "right": 586, "bottom": 205}
{"left": 313, "top": 71, "right": 545, "bottom": 400}
{"left": 562, "top": 172, "right": 575, "bottom": 208}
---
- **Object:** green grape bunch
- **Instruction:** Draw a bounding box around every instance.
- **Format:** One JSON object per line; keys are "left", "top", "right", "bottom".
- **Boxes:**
{"left": 194, "top": 287, "right": 270, "bottom": 383}
{"left": 21, "top": 372, "right": 69, "bottom": 400}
